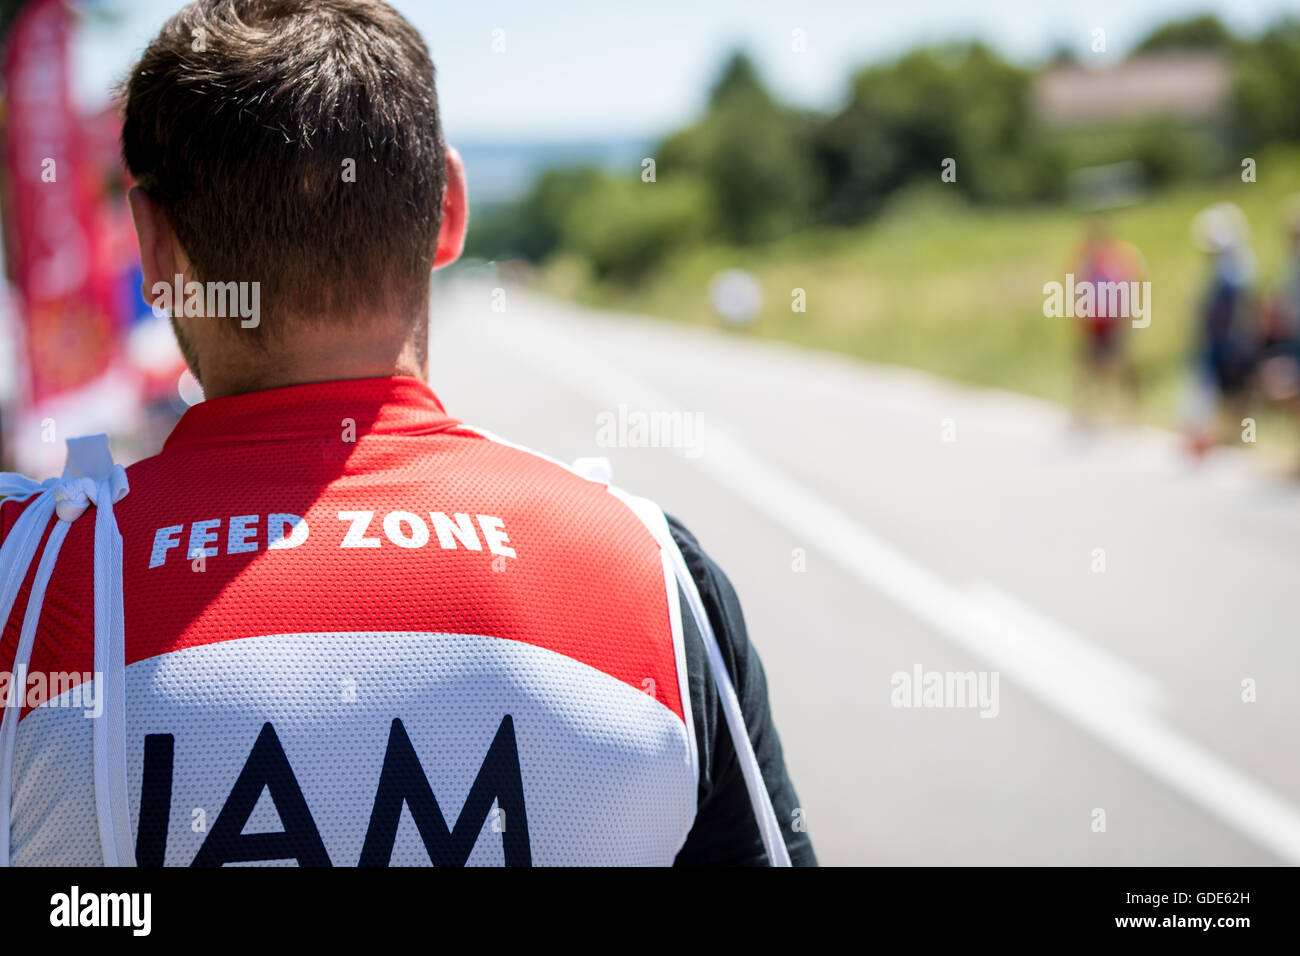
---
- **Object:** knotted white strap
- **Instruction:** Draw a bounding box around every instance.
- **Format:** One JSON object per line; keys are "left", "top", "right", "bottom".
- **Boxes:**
{"left": 664, "top": 538, "right": 792, "bottom": 867}
{"left": 0, "top": 435, "right": 133, "bottom": 866}
{"left": 603, "top": 483, "right": 792, "bottom": 867}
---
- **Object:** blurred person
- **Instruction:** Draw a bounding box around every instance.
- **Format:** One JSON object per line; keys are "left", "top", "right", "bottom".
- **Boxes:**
{"left": 709, "top": 268, "right": 764, "bottom": 328}
{"left": 0, "top": 0, "right": 813, "bottom": 867}
{"left": 1183, "top": 202, "right": 1258, "bottom": 456}
{"left": 1253, "top": 198, "right": 1300, "bottom": 471}
{"left": 1257, "top": 200, "right": 1300, "bottom": 404}
{"left": 1068, "top": 214, "right": 1144, "bottom": 425}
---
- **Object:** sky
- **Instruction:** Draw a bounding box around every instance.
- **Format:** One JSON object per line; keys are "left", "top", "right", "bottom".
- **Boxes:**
{"left": 75, "top": 0, "right": 1300, "bottom": 142}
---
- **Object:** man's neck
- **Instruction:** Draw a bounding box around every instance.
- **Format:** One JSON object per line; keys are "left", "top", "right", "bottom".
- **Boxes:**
{"left": 194, "top": 328, "right": 427, "bottom": 400}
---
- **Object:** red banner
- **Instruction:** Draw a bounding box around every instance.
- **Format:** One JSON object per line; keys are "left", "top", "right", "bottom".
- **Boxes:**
{"left": 2, "top": 0, "right": 126, "bottom": 431}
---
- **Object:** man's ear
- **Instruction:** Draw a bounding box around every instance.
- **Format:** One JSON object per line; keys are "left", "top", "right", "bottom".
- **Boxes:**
{"left": 127, "top": 185, "right": 185, "bottom": 303}
{"left": 433, "top": 145, "right": 467, "bottom": 270}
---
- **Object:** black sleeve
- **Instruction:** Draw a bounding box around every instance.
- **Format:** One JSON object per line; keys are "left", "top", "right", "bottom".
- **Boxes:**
{"left": 668, "top": 514, "right": 817, "bottom": 867}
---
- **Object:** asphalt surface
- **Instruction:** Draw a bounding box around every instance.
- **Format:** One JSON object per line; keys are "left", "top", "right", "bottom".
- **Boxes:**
{"left": 428, "top": 273, "right": 1300, "bottom": 866}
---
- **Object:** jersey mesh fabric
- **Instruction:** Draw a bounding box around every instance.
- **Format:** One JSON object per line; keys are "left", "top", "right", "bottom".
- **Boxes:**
{"left": 0, "top": 376, "right": 696, "bottom": 865}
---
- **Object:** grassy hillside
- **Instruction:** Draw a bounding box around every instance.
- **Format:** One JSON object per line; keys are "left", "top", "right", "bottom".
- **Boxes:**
{"left": 541, "top": 147, "right": 1300, "bottom": 444}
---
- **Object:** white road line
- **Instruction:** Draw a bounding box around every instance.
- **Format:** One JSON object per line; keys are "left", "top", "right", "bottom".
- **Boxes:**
{"left": 478, "top": 292, "right": 1300, "bottom": 864}
{"left": 967, "top": 584, "right": 1300, "bottom": 865}
{"left": 962, "top": 582, "right": 1164, "bottom": 714}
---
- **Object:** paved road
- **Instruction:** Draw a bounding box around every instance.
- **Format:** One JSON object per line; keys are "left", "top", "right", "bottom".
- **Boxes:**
{"left": 428, "top": 272, "right": 1300, "bottom": 866}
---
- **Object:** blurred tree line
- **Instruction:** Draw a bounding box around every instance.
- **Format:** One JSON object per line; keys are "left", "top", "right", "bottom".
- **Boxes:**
{"left": 468, "top": 14, "right": 1300, "bottom": 282}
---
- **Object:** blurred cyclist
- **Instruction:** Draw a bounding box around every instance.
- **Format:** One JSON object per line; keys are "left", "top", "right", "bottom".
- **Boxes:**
{"left": 1069, "top": 214, "right": 1144, "bottom": 426}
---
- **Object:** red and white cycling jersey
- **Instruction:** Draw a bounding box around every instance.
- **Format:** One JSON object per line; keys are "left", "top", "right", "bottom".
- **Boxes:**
{"left": 0, "top": 377, "right": 709, "bottom": 865}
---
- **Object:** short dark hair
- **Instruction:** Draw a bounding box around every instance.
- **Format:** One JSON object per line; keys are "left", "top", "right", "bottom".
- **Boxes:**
{"left": 121, "top": 0, "right": 446, "bottom": 331}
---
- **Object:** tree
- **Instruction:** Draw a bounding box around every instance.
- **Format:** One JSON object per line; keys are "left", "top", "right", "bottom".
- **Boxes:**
{"left": 1233, "top": 19, "right": 1300, "bottom": 147}
{"left": 1133, "top": 14, "right": 1233, "bottom": 54}
{"left": 812, "top": 43, "right": 1040, "bottom": 220}
{"left": 658, "top": 50, "right": 815, "bottom": 244}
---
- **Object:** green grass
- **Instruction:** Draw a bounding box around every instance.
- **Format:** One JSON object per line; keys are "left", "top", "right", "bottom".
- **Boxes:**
{"left": 542, "top": 147, "right": 1300, "bottom": 457}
